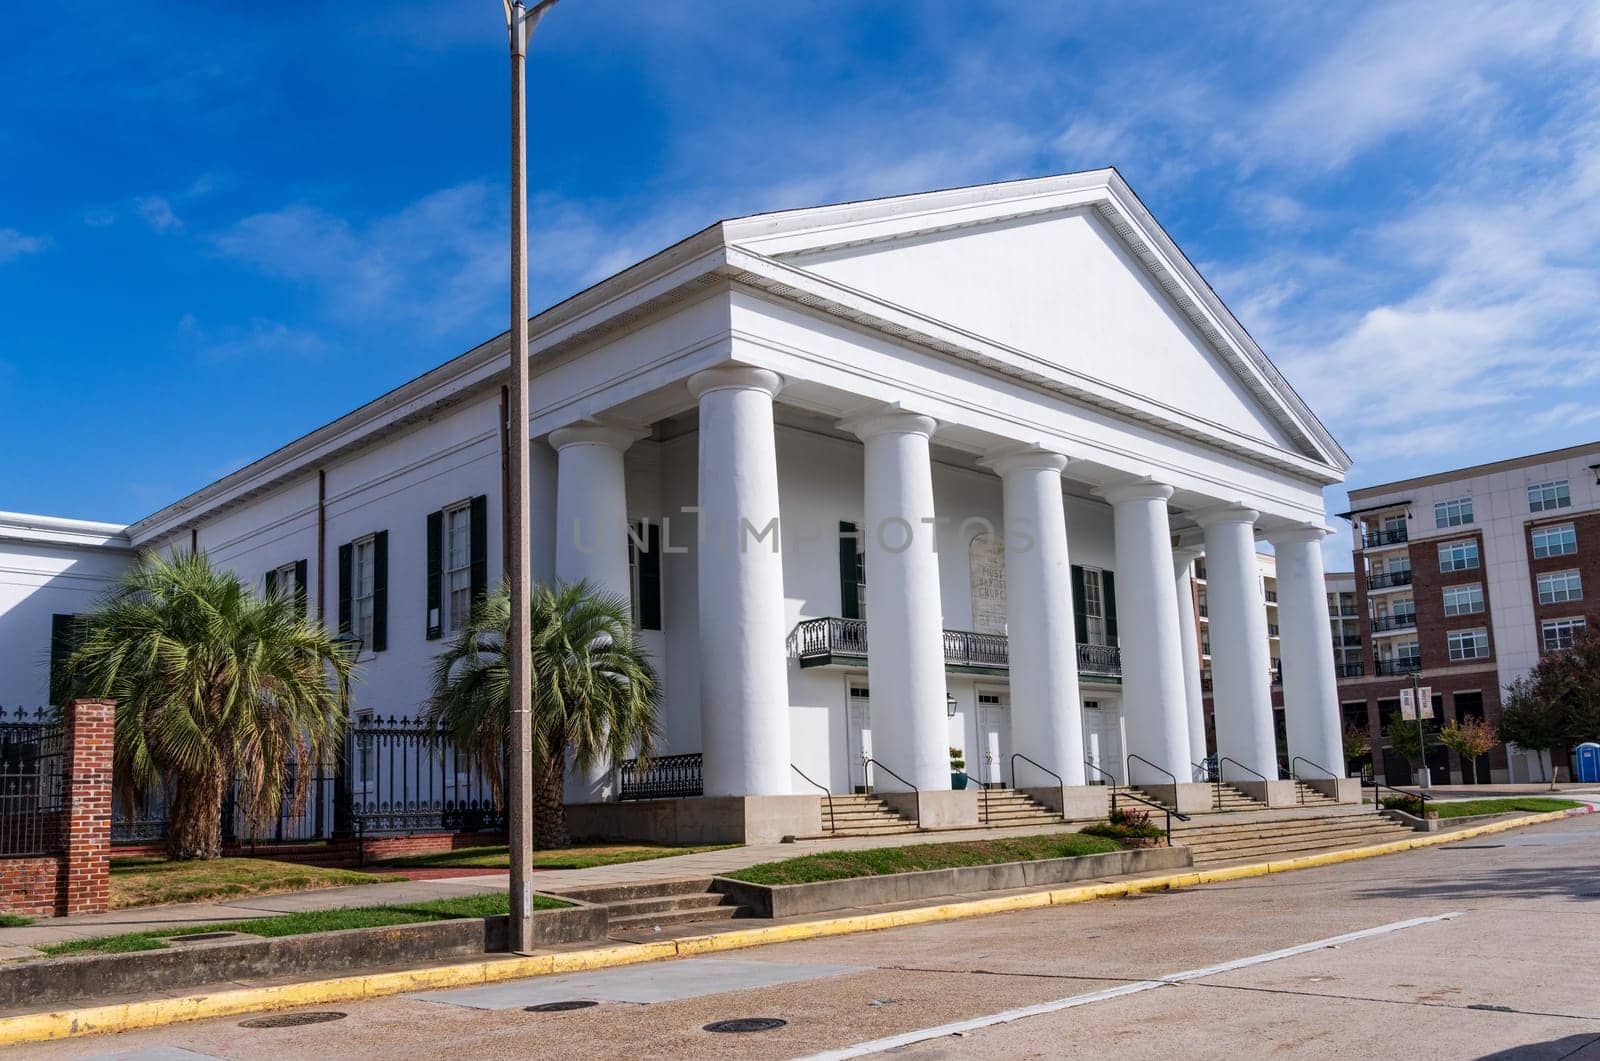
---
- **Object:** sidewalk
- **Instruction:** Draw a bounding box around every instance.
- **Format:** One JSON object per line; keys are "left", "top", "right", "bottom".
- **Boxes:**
{"left": 0, "top": 819, "right": 1088, "bottom": 952}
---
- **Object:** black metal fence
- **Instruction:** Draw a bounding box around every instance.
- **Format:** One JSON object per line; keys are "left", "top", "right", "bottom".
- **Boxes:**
{"left": 0, "top": 707, "right": 64, "bottom": 857}
{"left": 618, "top": 753, "right": 703, "bottom": 800}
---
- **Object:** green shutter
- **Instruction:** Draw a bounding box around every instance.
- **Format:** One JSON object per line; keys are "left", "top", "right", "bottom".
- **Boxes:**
{"left": 264, "top": 568, "right": 278, "bottom": 597}
{"left": 426, "top": 510, "right": 443, "bottom": 640}
{"left": 49, "top": 613, "right": 78, "bottom": 706}
{"left": 839, "top": 521, "right": 860, "bottom": 620}
{"left": 638, "top": 522, "right": 663, "bottom": 630}
{"left": 293, "top": 559, "right": 308, "bottom": 618}
{"left": 371, "top": 530, "right": 388, "bottom": 653}
{"left": 1070, "top": 565, "right": 1087, "bottom": 644}
{"left": 337, "top": 544, "right": 353, "bottom": 637}
{"left": 469, "top": 495, "right": 488, "bottom": 607}
{"left": 1102, "top": 570, "right": 1118, "bottom": 646}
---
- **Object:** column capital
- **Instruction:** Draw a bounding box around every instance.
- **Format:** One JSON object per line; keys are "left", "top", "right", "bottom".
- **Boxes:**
{"left": 1264, "top": 522, "right": 1332, "bottom": 546}
{"left": 1172, "top": 544, "right": 1205, "bottom": 566}
{"left": 548, "top": 419, "right": 648, "bottom": 453}
{"left": 1094, "top": 477, "right": 1174, "bottom": 505}
{"left": 1190, "top": 502, "right": 1260, "bottom": 529}
{"left": 687, "top": 365, "right": 783, "bottom": 400}
{"left": 980, "top": 445, "right": 1069, "bottom": 477}
{"left": 838, "top": 405, "right": 938, "bottom": 442}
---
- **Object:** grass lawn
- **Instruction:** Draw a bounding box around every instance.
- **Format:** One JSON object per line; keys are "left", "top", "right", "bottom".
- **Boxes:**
{"left": 1433, "top": 797, "right": 1585, "bottom": 819}
{"left": 39, "top": 892, "right": 567, "bottom": 958}
{"left": 0, "top": 915, "right": 32, "bottom": 928}
{"left": 110, "top": 856, "right": 405, "bottom": 910}
{"left": 725, "top": 832, "right": 1123, "bottom": 886}
{"left": 373, "top": 841, "right": 737, "bottom": 872}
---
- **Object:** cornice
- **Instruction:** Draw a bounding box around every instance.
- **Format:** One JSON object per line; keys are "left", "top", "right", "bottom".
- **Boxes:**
{"left": 0, "top": 511, "right": 131, "bottom": 552}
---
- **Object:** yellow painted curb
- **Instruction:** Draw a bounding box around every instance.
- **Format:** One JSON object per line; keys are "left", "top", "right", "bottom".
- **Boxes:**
{"left": 1, "top": 806, "right": 1586, "bottom": 1046}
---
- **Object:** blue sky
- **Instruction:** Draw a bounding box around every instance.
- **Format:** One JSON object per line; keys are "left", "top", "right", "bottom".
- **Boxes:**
{"left": 5, "top": 1, "right": 1599, "bottom": 564}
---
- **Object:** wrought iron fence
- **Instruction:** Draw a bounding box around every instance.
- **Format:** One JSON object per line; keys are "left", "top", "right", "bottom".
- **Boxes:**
{"left": 342, "top": 715, "right": 504, "bottom": 837}
{"left": 0, "top": 712, "right": 64, "bottom": 858}
{"left": 617, "top": 753, "right": 703, "bottom": 800}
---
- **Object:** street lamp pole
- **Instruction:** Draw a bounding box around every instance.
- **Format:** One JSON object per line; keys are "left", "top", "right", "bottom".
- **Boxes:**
{"left": 503, "top": 0, "right": 557, "bottom": 955}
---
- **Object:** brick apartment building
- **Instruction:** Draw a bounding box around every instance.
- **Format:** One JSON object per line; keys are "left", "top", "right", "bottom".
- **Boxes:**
{"left": 1335, "top": 441, "right": 1600, "bottom": 784}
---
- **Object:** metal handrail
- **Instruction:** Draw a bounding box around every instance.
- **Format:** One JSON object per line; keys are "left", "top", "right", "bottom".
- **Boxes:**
{"left": 1011, "top": 753, "right": 1064, "bottom": 822}
{"left": 1111, "top": 788, "right": 1191, "bottom": 845}
{"left": 1083, "top": 760, "right": 1117, "bottom": 790}
{"left": 1363, "top": 777, "right": 1434, "bottom": 817}
{"left": 862, "top": 756, "right": 920, "bottom": 828}
{"left": 1289, "top": 756, "right": 1337, "bottom": 805}
{"left": 790, "top": 764, "right": 835, "bottom": 834}
{"left": 1126, "top": 753, "right": 1177, "bottom": 789}
{"left": 1214, "top": 755, "right": 1268, "bottom": 811}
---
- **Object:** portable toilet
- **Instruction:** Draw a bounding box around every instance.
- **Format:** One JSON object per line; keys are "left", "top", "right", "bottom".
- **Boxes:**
{"left": 1578, "top": 743, "right": 1600, "bottom": 784}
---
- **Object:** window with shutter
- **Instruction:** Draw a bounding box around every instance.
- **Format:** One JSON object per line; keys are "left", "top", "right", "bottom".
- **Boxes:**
{"left": 839, "top": 521, "right": 864, "bottom": 619}
{"left": 630, "top": 520, "right": 662, "bottom": 630}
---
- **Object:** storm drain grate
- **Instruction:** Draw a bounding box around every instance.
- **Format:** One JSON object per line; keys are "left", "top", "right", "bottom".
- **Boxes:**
{"left": 525, "top": 1001, "right": 599, "bottom": 1013}
{"left": 704, "top": 1018, "right": 788, "bottom": 1033}
{"left": 239, "top": 1011, "right": 348, "bottom": 1029}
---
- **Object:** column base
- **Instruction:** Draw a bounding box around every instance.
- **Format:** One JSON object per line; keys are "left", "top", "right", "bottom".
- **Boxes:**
{"left": 1135, "top": 782, "right": 1216, "bottom": 816}
{"left": 563, "top": 795, "right": 821, "bottom": 845}
{"left": 1300, "top": 777, "right": 1362, "bottom": 804}
{"left": 1020, "top": 785, "right": 1111, "bottom": 821}
{"left": 1233, "top": 780, "right": 1300, "bottom": 808}
{"left": 878, "top": 789, "right": 979, "bottom": 829}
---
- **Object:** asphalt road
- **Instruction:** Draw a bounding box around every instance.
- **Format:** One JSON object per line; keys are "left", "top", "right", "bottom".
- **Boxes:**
{"left": 25, "top": 812, "right": 1600, "bottom": 1061}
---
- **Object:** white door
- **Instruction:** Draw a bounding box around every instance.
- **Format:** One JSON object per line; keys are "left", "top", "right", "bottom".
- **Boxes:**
{"left": 847, "top": 686, "right": 873, "bottom": 792}
{"left": 1082, "top": 698, "right": 1125, "bottom": 785}
{"left": 978, "top": 691, "right": 1011, "bottom": 787}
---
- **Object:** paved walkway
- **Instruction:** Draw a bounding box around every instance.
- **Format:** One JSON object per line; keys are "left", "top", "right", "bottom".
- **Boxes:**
{"left": 5, "top": 790, "right": 1595, "bottom": 953}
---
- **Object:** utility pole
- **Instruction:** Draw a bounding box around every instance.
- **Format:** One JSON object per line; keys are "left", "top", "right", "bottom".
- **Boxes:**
{"left": 1410, "top": 672, "right": 1431, "bottom": 791}
{"left": 503, "top": 0, "right": 558, "bottom": 955}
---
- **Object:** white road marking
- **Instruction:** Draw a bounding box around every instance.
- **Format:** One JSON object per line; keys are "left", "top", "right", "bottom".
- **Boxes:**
{"left": 794, "top": 911, "right": 1465, "bottom": 1060}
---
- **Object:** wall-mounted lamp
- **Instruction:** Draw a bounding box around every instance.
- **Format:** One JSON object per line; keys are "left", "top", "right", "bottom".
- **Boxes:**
{"left": 1588, "top": 462, "right": 1600, "bottom": 486}
{"left": 946, "top": 692, "right": 958, "bottom": 718}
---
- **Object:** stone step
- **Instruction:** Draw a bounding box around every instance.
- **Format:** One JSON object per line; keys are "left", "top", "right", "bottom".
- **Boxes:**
{"left": 1191, "top": 831, "right": 1414, "bottom": 864}
{"left": 793, "top": 823, "right": 920, "bottom": 841}
{"left": 602, "top": 891, "right": 740, "bottom": 921}
{"left": 608, "top": 898, "right": 748, "bottom": 932}
{"left": 1181, "top": 825, "right": 1412, "bottom": 854}
{"left": 1175, "top": 815, "right": 1396, "bottom": 839}
{"left": 555, "top": 877, "right": 714, "bottom": 906}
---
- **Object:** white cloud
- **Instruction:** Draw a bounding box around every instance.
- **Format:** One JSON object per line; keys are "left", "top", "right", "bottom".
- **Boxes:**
{"left": 0, "top": 228, "right": 48, "bottom": 263}
{"left": 136, "top": 195, "right": 182, "bottom": 231}
{"left": 178, "top": 315, "right": 331, "bottom": 363}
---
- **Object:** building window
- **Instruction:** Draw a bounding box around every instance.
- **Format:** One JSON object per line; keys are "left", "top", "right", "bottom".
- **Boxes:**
{"left": 629, "top": 520, "right": 663, "bottom": 631}
{"left": 1437, "top": 540, "right": 1480, "bottom": 573}
{"left": 440, "top": 502, "right": 473, "bottom": 634}
{"left": 1527, "top": 479, "right": 1571, "bottom": 513}
{"left": 1536, "top": 570, "right": 1582, "bottom": 606}
{"left": 1081, "top": 568, "right": 1107, "bottom": 646}
{"left": 1541, "top": 617, "right": 1586, "bottom": 651}
{"left": 352, "top": 536, "right": 377, "bottom": 651}
{"left": 1442, "top": 583, "right": 1484, "bottom": 617}
{"left": 1531, "top": 523, "right": 1577, "bottom": 559}
{"left": 1447, "top": 628, "right": 1490, "bottom": 661}
{"left": 1434, "top": 497, "right": 1473, "bottom": 528}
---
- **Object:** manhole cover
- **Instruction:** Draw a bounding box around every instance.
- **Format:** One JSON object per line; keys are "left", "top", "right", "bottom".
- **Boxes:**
{"left": 239, "top": 1011, "right": 347, "bottom": 1029}
{"left": 524, "top": 1000, "right": 599, "bottom": 1013}
{"left": 704, "top": 1018, "right": 788, "bottom": 1033}
{"left": 170, "top": 932, "right": 242, "bottom": 943}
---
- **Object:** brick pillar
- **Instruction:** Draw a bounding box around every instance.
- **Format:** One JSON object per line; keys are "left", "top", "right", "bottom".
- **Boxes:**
{"left": 61, "top": 698, "right": 114, "bottom": 916}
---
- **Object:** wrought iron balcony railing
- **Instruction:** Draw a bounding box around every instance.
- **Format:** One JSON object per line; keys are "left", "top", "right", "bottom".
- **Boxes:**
{"left": 1370, "top": 612, "right": 1417, "bottom": 633}
{"left": 1374, "top": 657, "right": 1422, "bottom": 676}
{"left": 1366, "top": 569, "right": 1413, "bottom": 591}
{"left": 1334, "top": 662, "right": 1366, "bottom": 678}
{"left": 1362, "top": 526, "right": 1409, "bottom": 548}
{"left": 790, "top": 617, "right": 1122, "bottom": 679}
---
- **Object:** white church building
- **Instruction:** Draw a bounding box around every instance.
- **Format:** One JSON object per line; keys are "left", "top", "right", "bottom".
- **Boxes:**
{"left": 1, "top": 171, "right": 1355, "bottom": 841}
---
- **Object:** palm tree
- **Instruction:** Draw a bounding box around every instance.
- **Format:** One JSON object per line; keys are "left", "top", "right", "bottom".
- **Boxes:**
{"left": 57, "top": 551, "right": 353, "bottom": 860}
{"left": 427, "top": 580, "right": 660, "bottom": 849}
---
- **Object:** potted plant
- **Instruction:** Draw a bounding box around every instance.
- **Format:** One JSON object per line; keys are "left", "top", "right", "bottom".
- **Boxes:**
{"left": 950, "top": 747, "right": 968, "bottom": 789}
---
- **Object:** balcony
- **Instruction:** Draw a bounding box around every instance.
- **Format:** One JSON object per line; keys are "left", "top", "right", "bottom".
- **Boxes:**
{"left": 1374, "top": 657, "right": 1421, "bottom": 676}
{"left": 1340, "top": 634, "right": 1364, "bottom": 648}
{"left": 1370, "top": 612, "right": 1417, "bottom": 634}
{"left": 1362, "top": 526, "right": 1409, "bottom": 549}
{"left": 1264, "top": 590, "right": 1278, "bottom": 603}
{"left": 1335, "top": 662, "right": 1365, "bottom": 678}
{"left": 1267, "top": 624, "right": 1281, "bottom": 637}
{"left": 1366, "top": 569, "right": 1413, "bottom": 591}
{"left": 790, "top": 617, "right": 1123, "bottom": 681}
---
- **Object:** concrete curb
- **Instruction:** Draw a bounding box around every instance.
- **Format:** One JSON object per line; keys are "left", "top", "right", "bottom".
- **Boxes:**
{"left": 1, "top": 806, "right": 1588, "bottom": 1047}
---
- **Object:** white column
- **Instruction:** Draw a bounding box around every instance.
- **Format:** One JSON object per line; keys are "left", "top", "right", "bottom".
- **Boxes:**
{"left": 1194, "top": 505, "right": 1278, "bottom": 781}
{"left": 689, "top": 367, "right": 791, "bottom": 797}
{"left": 1095, "top": 480, "right": 1191, "bottom": 786}
{"left": 848, "top": 411, "right": 949, "bottom": 792}
{"left": 1172, "top": 546, "right": 1209, "bottom": 774}
{"left": 550, "top": 421, "right": 640, "bottom": 802}
{"left": 987, "top": 448, "right": 1086, "bottom": 787}
{"left": 1267, "top": 524, "right": 1345, "bottom": 779}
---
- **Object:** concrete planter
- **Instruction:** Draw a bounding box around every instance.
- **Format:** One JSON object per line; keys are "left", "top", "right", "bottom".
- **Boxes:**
{"left": 712, "top": 846, "right": 1192, "bottom": 919}
{"left": 0, "top": 901, "right": 605, "bottom": 1011}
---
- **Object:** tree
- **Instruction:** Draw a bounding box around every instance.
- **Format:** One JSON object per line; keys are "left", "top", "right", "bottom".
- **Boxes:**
{"left": 1438, "top": 717, "right": 1498, "bottom": 784}
{"left": 59, "top": 551, "right": 352, "bottom": 860}
{"left": 1501, "top": 626, "right": 1600, "bottom": 761}
{"left": 428, "top": 579, "right": 661, "bottom": 849}
{"left": 1341, "top": 722, "right": 1371, "bottom": 765}
{"left": 1381, "top": 712, "right": 1440, "bottom": 771}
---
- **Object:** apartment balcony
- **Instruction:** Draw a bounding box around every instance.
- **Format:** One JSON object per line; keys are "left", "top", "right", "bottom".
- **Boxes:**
{"left": 1374, "top": 657, "right": 1422, "bottom": 676}
{"left": 1334, "top": 662, "right": 1366, "bottom": 678}
{"left": 789, "top": 617, "right": 1123, "bottom": 681}
{"left": 1369, "top": 613, "right": 1418, "bottom": 634}
{"left": 1268, "top": 623, "right": 1281, "bottom": 637}
{"left": 1264, "top": 590, "right": 1278, "bottom": 603}
{"left": 1361, "top": 526, "right": 1409, "bottom": 549}
{"left": 1366, "top": 569, "right": 1413, "bottom": 592}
